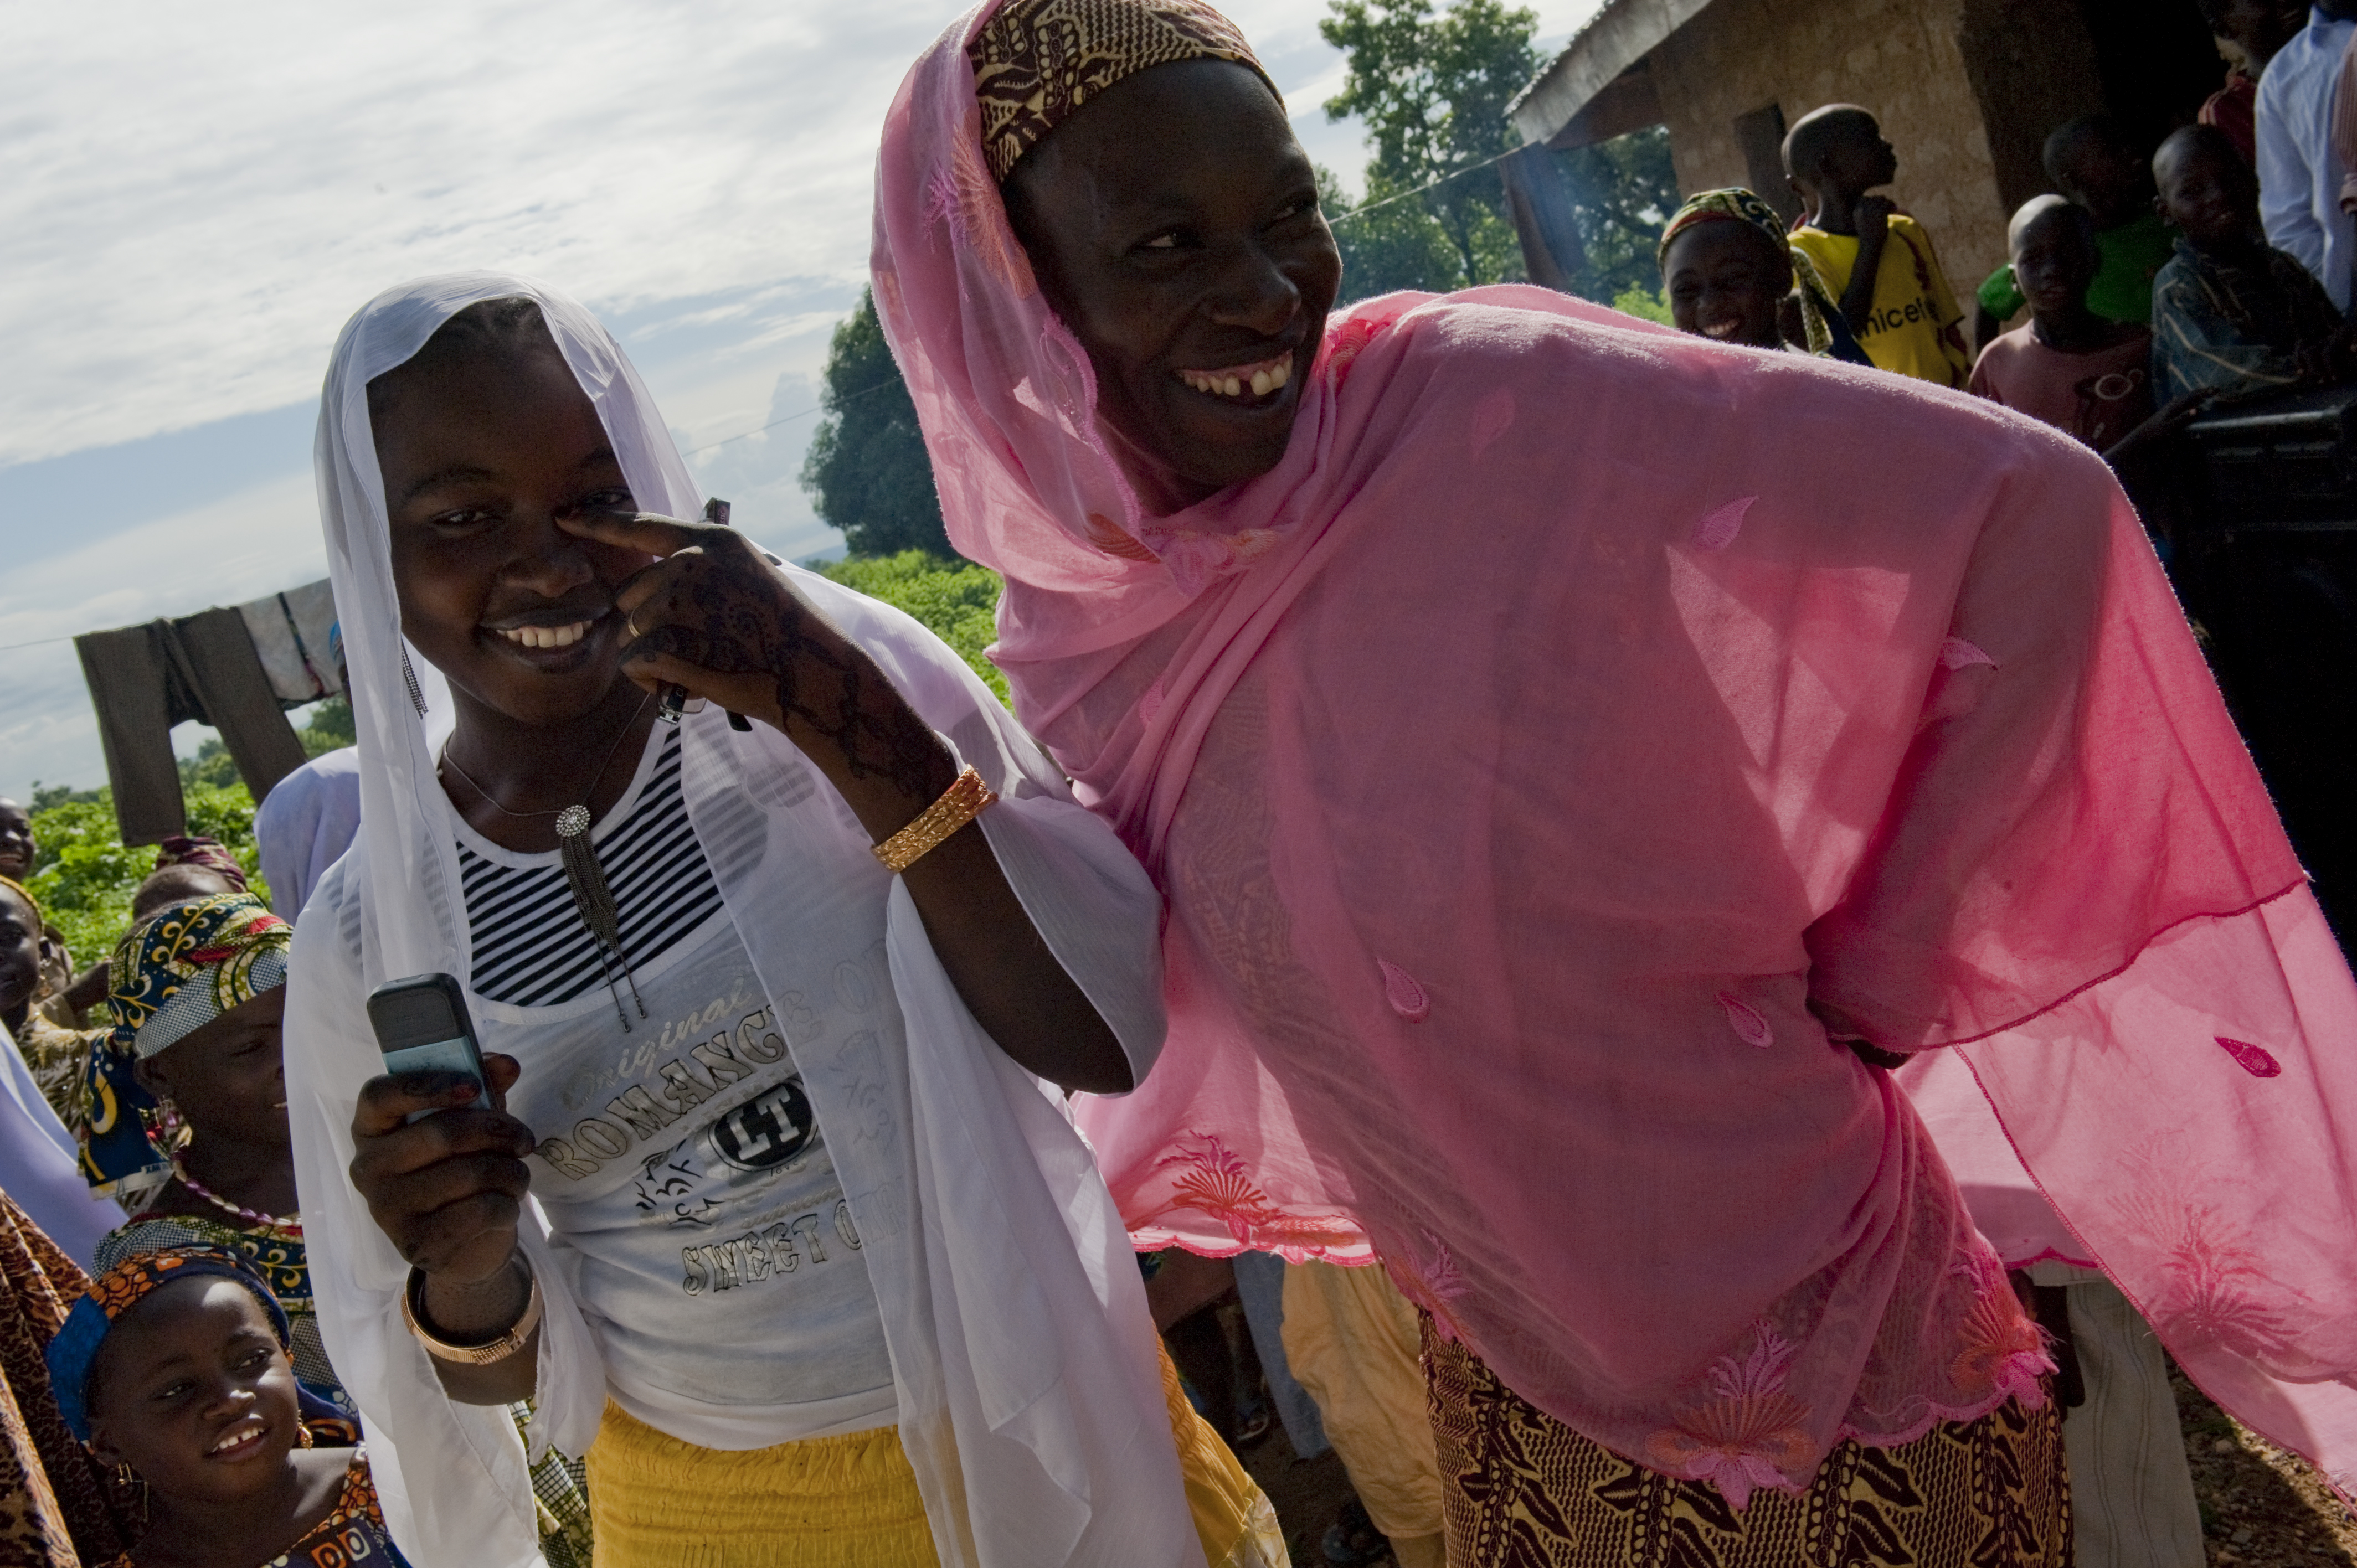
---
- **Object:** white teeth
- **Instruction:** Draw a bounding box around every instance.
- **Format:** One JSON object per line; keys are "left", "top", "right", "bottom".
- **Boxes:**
{"left": 497, "top": 621, "right": 590, "bottom": 650}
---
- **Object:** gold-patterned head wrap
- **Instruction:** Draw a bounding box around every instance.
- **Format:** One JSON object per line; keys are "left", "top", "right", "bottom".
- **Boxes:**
{"left": 969, "top": 0, "right": 1277, "bottom": 182}
{"left": 106, "top": 891, "right": 290, "bottom": 1060}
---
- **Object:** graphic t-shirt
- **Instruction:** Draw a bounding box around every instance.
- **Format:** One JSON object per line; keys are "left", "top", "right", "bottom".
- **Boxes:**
{"left": 1790, "top": 214, "right": 1973, "bottom": 387}
{"left": 460, "top": 728, "right": 896, "bottom": 1449}
{"left": 1968, "top": 324, "right": 2155, "bottom": 452}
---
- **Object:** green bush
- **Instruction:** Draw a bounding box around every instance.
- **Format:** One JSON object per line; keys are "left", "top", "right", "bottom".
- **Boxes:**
{"left": 816, "top": 551, "right": 1008, "bottom": 705}
{"left": 1611, "top": 283, "right": 1674, "bottom": 325}
{"left": 22, "top": 702, "right": 356, "bottom": 963}
{"left": 25, "top": 782, "right": 266, "bottom": 964}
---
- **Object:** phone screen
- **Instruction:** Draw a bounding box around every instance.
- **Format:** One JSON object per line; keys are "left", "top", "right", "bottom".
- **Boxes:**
{"left": 368, "top": 974, "right": 492, "bottom": 1117}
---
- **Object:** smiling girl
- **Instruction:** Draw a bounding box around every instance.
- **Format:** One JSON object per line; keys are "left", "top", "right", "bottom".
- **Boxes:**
{"left": 47, "top": 1246, "right": 401, "bottom": 1568}
{"left": 280, "top": 275, "right": 1274, "bottom": 1568}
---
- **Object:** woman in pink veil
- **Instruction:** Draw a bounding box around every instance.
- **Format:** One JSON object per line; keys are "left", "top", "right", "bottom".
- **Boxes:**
{"left": 872, "top": 0, "right": 2357, "bottom": 1558}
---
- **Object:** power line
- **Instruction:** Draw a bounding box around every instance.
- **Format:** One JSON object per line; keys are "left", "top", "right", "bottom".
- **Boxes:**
{"left": 1325, "top": 145, "right": 1520, "bottom": 229}
{"left": 683, "top": 374, "right": 904, "bottom": 457}
{"left": 0, "top": 636, "right": 70, "bottom": 653}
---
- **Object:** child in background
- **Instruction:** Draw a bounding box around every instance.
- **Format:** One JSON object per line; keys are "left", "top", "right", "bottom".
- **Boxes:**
{"left": 1972, "top": 197, "right": 2168, "bottom": 451}
{"left": 1, "top": 878, "right": 106, "bottom": 1129}
{"left": 89, "top": 894, "right": 331, "bottom": 1399}
{"left": 2150, "top": 123, "right": 2357, "bottom": 401}
{"left": 1785, "top": 103, "right": 1973, "bottom": 386}
{"left": 0, "top": 798, "right": 109, "bottom": 1030}
{"left": 90, "top": 891, "right": 596, "bottom": 1564}
{"left": 2201, "top": 0, "right": 2308, "bottom": 164}
{"left": 81, "top": 859, "right": 257, "bottom": 1209}
{"left": 45, "top": 1246, "right": 405, "bottom": 1568}
{"left": 1974, "top": 117, "right": 2176, "bottom": 346}
{"left": 1655, "top": 187, "right": 1869, "bottom": 360}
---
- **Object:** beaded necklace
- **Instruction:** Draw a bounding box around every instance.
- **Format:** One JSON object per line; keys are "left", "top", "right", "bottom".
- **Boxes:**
{"left": 170, "top": 1158, "right": 302, "bottom": 1237}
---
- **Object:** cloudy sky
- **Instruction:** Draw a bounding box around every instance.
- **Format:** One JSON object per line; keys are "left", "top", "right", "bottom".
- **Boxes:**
{"left": 0, "top": 0, "right": 1603, "bottom": 801}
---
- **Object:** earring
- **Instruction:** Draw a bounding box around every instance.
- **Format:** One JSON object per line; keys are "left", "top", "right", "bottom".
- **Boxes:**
{"left": 295, "top": 1422, "right": 315, "bottom": 1450}
{"left": 402, "top": 648, "right": 428, "bottom": 718}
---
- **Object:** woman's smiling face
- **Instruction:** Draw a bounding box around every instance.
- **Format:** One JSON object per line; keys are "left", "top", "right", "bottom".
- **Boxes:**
{"left": 370, "top": 317, "right": 652, "bottom": 729}
{"left": 1002, "top": 58, "right": 1342, "bottom": 516}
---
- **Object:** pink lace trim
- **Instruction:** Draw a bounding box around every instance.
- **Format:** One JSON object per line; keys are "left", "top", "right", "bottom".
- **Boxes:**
{"left": 1138, "top": 1133, "right": 1367, "bottom": 1262}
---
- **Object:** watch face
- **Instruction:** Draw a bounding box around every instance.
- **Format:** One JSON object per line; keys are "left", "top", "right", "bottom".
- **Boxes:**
{"left": 707, "top": 1077, "right": 816, "bottom": 1172}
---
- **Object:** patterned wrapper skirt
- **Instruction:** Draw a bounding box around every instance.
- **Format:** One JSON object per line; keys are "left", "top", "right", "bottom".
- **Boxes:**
{"left": 1423, "top": 1322, "right": 2072, "bottom": 1568}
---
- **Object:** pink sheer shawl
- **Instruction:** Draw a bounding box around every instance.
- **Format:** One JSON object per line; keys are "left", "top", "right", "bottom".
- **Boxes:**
{"left": 871, "top": 4, "right": 2357, "bottom": 1498}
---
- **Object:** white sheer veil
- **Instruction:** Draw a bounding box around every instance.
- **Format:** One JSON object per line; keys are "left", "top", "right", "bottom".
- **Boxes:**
{"left": 287, "top": 272, "right": 1196, "bottom": 1568}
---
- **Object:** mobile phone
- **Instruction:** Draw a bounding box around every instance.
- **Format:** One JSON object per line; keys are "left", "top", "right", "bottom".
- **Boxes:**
{"left": 653, "top": 498, "right": 737, "bottom": 728}
{"left": 367, "top": 973, "right": 492, "bottom": 1120}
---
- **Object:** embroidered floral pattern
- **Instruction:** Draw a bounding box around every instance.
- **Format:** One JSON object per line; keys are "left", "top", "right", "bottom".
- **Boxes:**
{"left": 1085, "top": 510, "right": 1160, "bottom": 564}
{"left": 1146, "top": 1133, "right": 1360, "bottom": 1260}
{"left": 1948, "top": 1251, "right": 2052, "bottom": 1401}
{"left": 1643, "top": 1322, "right": 1816, "bottom": 1508}
{"left": 1387, "top": 1228, "right": 1471, "bottom": 1343}
{"left": 2108, "top": 1142, "right": 2331, "bottom": 1380}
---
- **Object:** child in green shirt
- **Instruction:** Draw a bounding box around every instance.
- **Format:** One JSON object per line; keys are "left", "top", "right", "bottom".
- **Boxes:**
{"left": 1975, "top": 116, "right": 2176, "bottom": 345}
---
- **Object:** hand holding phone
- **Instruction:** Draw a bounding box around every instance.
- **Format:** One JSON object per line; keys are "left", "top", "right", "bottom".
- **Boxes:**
{"left": 351, "top": 974, "right": 533, "bottom": 1290}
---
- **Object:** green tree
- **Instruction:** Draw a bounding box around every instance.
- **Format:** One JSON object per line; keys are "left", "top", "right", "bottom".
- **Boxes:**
{"left": 1320, "top": 0, "right": 1537, "bottom": 292}
{"left": 1557, "top": 126, "right": 1681, "bottom": 307}
{"left": 817, "top": 551, "right": 1008, "bottom": 704}
{"left": 801, "top": 290, "right": 952, "bottom": 559}
{"left": 300, "top": 695, "right": 356, "bottom": 755}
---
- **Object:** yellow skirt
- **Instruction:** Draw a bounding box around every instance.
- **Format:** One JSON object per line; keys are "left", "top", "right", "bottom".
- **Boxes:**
{"left": 586, "top": 1359, "right": 1289, "bottom": 1568}
{"left": 587, "top": 1404, "right": 936, "bottom": 1568}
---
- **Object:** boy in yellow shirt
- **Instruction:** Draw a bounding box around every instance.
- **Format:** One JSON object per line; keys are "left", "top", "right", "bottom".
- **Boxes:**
{"left": 1784, "top": 104, "right": 1973, "bottom": 386}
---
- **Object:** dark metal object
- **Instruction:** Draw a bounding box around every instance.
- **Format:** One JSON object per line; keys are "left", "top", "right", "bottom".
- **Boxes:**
{"left": 2176, "top": 386, "right": 2357, "bottom": 953}
{"left": 655, "top": 498, "right": 735, "bottom": 726}
{"left": 2181, "top": 385, "right": 2357, "bottom": 534}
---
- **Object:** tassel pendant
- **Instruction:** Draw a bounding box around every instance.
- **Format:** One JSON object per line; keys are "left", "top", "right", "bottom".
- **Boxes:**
{"left": 554, "top": 805, "right": 646, "bottom": 1025}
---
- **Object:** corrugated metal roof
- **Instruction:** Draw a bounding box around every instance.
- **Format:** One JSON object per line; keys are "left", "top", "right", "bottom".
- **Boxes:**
{"left": 1507, "top": 0, "right": 1710, "bottom": 145}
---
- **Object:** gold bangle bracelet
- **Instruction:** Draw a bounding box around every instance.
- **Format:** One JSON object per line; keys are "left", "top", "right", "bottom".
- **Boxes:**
{"left": 402, "top": 1261, "right": 542, "bottom": 1367}
{"left": 873, "top": 766, "right": 997, "bottom": 873}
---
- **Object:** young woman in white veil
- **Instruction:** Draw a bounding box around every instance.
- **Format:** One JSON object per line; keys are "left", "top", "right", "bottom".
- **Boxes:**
{"left": 282, "top": 273, "right": 1282, "bottom": 1568}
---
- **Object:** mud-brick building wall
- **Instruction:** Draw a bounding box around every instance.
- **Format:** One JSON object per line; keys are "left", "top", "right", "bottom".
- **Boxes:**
{"left": 1638, "top": 0, "right": 2101, "bottom": 302}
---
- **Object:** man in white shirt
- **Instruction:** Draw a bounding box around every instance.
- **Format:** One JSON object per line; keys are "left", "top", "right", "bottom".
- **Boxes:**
{"left": 2258, "top": 3, "right": 2357, "bottom": 307}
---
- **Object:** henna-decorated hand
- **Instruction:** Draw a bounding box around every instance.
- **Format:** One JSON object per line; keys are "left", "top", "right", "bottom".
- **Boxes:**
{"left": 559, "top": 510, "right": 955, "bottom": 814}
{"left": 558, "top": 512, "right": 1134, "bottom": 1094}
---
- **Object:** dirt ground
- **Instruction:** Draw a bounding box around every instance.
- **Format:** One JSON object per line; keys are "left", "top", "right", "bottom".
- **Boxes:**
{"left": 1237, "top": 1416, "right": 1372, "bottom": 1567}
{"left": 1232, "top": 1357, "right": 2357, "bottom": 1568}
{"left": 2174, "top": 1360, "right": 2357, "bottom": 1565}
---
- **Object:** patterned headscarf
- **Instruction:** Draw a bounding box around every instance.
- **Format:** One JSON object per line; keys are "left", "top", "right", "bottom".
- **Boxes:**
{"left": 44, "top": 1245, "right": 291, "bottom": 1442}
{"left": 151, "top": 835, "right": 250, "bottom": 894}
{"left": 1655, "top": 187, "right": 1848, "bottom": 358}
{"left": 0, "top": 876, "right": 44, "bottom": 946}
{"left": 969, "top": 0, "right": 1274, "bottom": 181}
{"left": 106, "top": 893, "right": 289, "bottom": 1061}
